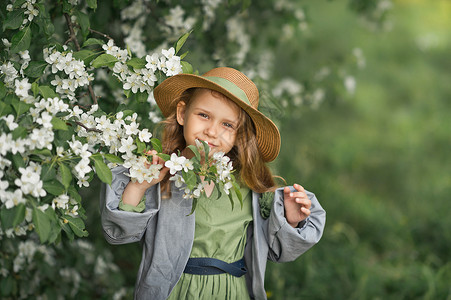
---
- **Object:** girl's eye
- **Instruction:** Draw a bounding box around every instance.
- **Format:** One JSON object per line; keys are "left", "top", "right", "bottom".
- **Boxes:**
{"left": 198, "top": 113, "right": 208, "bottom": 119}
{"left": 223, "top": 122, "right": 234, "bottom": 129}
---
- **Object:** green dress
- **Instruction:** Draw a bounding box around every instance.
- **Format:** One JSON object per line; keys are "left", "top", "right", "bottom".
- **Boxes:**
{"left": 167, "top": 186, "right": 253, "bottom": 300}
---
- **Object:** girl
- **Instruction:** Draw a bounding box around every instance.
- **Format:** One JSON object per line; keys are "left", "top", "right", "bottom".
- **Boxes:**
{"left": 100, "top": 67, "right": 326, "bottom": 300}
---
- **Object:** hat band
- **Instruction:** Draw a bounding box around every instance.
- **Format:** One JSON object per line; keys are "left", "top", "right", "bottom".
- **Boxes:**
{"left": 204, "top": 76, "right": 251, "bottom": 106}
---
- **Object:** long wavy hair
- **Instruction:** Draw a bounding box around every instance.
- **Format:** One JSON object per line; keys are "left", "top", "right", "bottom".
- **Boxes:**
{"left": 159, "top": 88, "right": 279, "bottom": 194}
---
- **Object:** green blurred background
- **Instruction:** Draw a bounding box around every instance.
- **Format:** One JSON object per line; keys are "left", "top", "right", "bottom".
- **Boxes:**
{"left": 265, "top": 0, "right": 451, "bottom": 299}
{"left": 82, "top": 0, "right": 451, "bottom": 299}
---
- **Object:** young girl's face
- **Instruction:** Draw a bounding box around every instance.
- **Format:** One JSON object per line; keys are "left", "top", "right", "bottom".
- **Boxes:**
{"left": 176, "top": 88, "right": 241, "bottom": 156}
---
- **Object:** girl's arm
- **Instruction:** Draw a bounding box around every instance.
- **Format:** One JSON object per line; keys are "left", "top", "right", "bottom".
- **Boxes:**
{"left": 266, "top": 186, "right": 326, "bottom": 262}
{"left": 100, "top": 152, "right": 169, "bottom": 245}
{"left": 122, "top": 150, "right": 169, "bottom": 207}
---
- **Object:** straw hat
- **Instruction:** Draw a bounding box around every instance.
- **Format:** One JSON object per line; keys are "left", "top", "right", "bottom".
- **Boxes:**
{"left": 153, "top": 67, "right": 280, "bottom": 162}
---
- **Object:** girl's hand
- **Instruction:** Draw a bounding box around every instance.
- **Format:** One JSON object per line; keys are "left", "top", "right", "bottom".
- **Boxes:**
{"left": 283, "top": 184, "right": 311, "bottom": 228}
{"left": 122, "top": 150, "right": 169, "bottom": 206}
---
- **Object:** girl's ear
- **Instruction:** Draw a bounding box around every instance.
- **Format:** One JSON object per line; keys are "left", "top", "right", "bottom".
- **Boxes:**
{"left": 176, "top": 101, "right": 186, "bottom": 126}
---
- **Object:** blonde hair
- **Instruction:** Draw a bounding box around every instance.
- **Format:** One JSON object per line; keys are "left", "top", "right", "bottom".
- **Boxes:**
{"left": 160, "top": 88, "right": 279, "bottom": 194}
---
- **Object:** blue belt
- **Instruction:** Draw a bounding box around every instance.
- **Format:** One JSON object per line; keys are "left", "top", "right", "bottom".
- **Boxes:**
{"left": 183, "top": 257, "right": 247, "bottom": 277}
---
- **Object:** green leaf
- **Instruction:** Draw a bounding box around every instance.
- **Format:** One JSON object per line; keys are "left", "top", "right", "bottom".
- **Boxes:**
{"left": 43, "top": 180, "right": 65, "bottom": 196}
{"left": 12, "top": 127, "right": 27, "bottom": 140}
{"left": 187, "top": 145, "right": 201, "bottom": 162}
{"left": 0, "top": 101, "right": 13, "bottom": 117}
{"left": 123, "top": 89, "right": 131, "bottom": 98}
{"left": 23, "top": 61, "right": 48, "bottom": 78}
{"left": 44, "top": 208, "right": 61, "bottom": 244}
{"left": 64, "top": 215, "right": 88, "bottom": 237}
{"left": 41, "top": 162, "right": 57, "bottom": 181}
{"left": 38, "top": 85, "right": 58, "bottom": 99}
{"left": 179, "top": 51, "right": 189, "bottom": 60}
{"left": 82, "top": 38, "right": 104, "bottom": 47}
{"left": 127, "top": 57, "right": 146, "bottom": 70}
{"left": 104, "top": 153, "right": 124, "bottom": 164}
{"left": 73, "top": 49, "right": 99, "bottom": 65}
{"left": 60, "top": 220, "right": 75, "bottom": 240}
{"left": 91, "top": 53, "right": 118, "bottom": 68}
{"left": 35, "top": 4, "right": 54, "bottom": 36}
{"left": 228, "top": 192, "right": 235, "bottom": 210}
{"left": 0, "top": 81, "right": 6, "bottom": 99}
{"left": 201, "top": 139, "right": 210, "bottom": 159}
{"left": 0, "top": 204, "right": 26, "bottom": 230}
{"left": 182, "top": 170, "right": 197, "bottom": 190}
{"left": 135, "top": 91, "right": 148, "bottom": 103}
{"left": 32, "top": 148, "right": 52, "bottom": 156}
{"left": 233, "top": 182, "right": 243, "bottom": 209}
{"left": 67, "top": 185, "right": 82, "bottom": 203}
{"left": 11, "top": 101, "right": 32, "bottom": 117}
{"left": 188, "top": 198, "right": 198, "bottom": 216}
{"left": 216, "top": 184, "right": 222, "bottom": 200}
{"left": 10, "top": 26, "right": 31, "bottom": 54}
{"left": 11, "top": 152, "right": 25, "bottom": 169}
{"left": 136, "top": 138, "right": 146, "bottom": 154}
{"left": 58, "top": 162, "right": 72, "bottom": 189}
{"left": 31, "top": 82, "right": 39, "bottom": 97}
{"left": 74, "top": 10, "right": 90, "bottom": 37}
{"left": 94, "top": 158, "right": 112, "bottom": 185}
{"left": 157, "top": 153, "right": 170, "bottom": 161}
{"left": 51, "top": 117, "right": 68, "bottom": 130}
{"left": 150, "top": 138, "right": 163, "bottom": 153}
{"left": 175, "top": 30, "right": 193, "bottom": 54}
{"left": 32, "top": 207, "right": 51, "bottom": 243}
{"left": 86, "top": 0, "right": 97, "bottom": 10}
{"left": 181, "top": 61, "right": 193, "bottom": 74}
{"left": 13, "top": 0, "right": 27, "bottom": 8}
{"left": 3, "top": 9, "right": 24, "bottom": 31}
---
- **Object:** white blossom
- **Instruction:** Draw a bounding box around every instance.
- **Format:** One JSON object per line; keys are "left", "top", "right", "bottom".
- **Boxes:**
{"left": 165, "top": 153, "right": 186, "bottom": 175}
{"left": 14, "top": 78, "right": 31, "bottom": 99}
{"left": 169, "top": 173, "right": 185, "bottom": 188}
{"left": 1, "top": 114, "right": 19, "bottom": 131}
{"left": 138, "top": 128, "right": 152, "bottom": 143}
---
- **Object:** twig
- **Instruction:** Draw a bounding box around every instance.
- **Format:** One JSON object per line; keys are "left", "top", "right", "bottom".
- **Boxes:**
{"left": 64, "top": 13, "right": 81, "bottom": 51}
{"left": 75, "top": 121, "right": 102, "bottom": 133}
{"left": 88, "top": 28, "right": 113, "bottom": 40}
{"left": 64, "top": 13, "right": 98, "bottom": 105}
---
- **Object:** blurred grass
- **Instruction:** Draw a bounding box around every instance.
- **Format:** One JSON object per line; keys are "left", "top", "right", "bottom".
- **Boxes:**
{"left": 266, "top": 0, "right": 451, "bottom": 299}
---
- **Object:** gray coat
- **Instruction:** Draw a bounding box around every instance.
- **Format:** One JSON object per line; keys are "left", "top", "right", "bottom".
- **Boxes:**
{"left": 100, "top": 166, "right": 326, "bottom": 300}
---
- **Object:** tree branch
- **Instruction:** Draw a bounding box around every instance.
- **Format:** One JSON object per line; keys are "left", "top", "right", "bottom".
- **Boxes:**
{"left": 75, "top": 121, "right": 102, "bottom": 133}
{"left": 64, "top": 13, "right": 98, "bottom": 105}
{"left": 88, "top": 28, "right": 113, "bottom": 40}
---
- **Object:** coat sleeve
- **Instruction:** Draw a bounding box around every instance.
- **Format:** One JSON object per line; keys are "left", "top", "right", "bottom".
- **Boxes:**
{"left": 99, "top": 166, "right": 160, "bottom": 245}
{"left": 266, "top": 187, "right": 326, "bottom": 262}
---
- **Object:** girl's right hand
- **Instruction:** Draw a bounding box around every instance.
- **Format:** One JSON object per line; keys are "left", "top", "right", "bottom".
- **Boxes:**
{"left": 122, "top": 150, "right": 169, "bottom": 206}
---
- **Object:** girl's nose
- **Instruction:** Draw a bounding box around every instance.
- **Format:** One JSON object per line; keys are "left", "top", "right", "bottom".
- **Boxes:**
{"left": 204, "top": 123, "right": 218, "bottom": 138}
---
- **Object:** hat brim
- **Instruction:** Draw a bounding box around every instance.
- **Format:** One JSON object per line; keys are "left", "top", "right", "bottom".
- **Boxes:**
{"left": 153, "top": 74, "right": 280, "bottom": 162}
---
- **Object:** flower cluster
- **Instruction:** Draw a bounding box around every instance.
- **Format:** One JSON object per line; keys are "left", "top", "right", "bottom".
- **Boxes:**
{"left": 44, "top": 46, "right": 93, "bottom": 101}
{"left": 165, "top": 140, "right": 237, "bottom": 204}
{"left": 14, "top": 162, "right": 46, "bottom": 198}
{"left": 0, "top": 61, "right": 19, "bottom": 89}
{"left": 104, "top": 40, "right": 182, "bottom": 94}
{"left": 5, "top": 0, "right": 39, "bottom": 28}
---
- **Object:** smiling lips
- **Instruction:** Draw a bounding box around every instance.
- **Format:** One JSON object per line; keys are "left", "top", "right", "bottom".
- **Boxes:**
{"left": 199, "top": 139, "right": 217, "bottom": 148}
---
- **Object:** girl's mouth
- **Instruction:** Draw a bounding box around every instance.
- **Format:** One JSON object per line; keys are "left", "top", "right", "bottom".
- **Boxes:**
{"left": 198, "top": 139, "right": 216, "bottom": 148}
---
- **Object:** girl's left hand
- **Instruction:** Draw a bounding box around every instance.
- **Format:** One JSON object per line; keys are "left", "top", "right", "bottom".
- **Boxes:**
{"left": 283, "top": 184, "right": 311, "bottom": 228}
